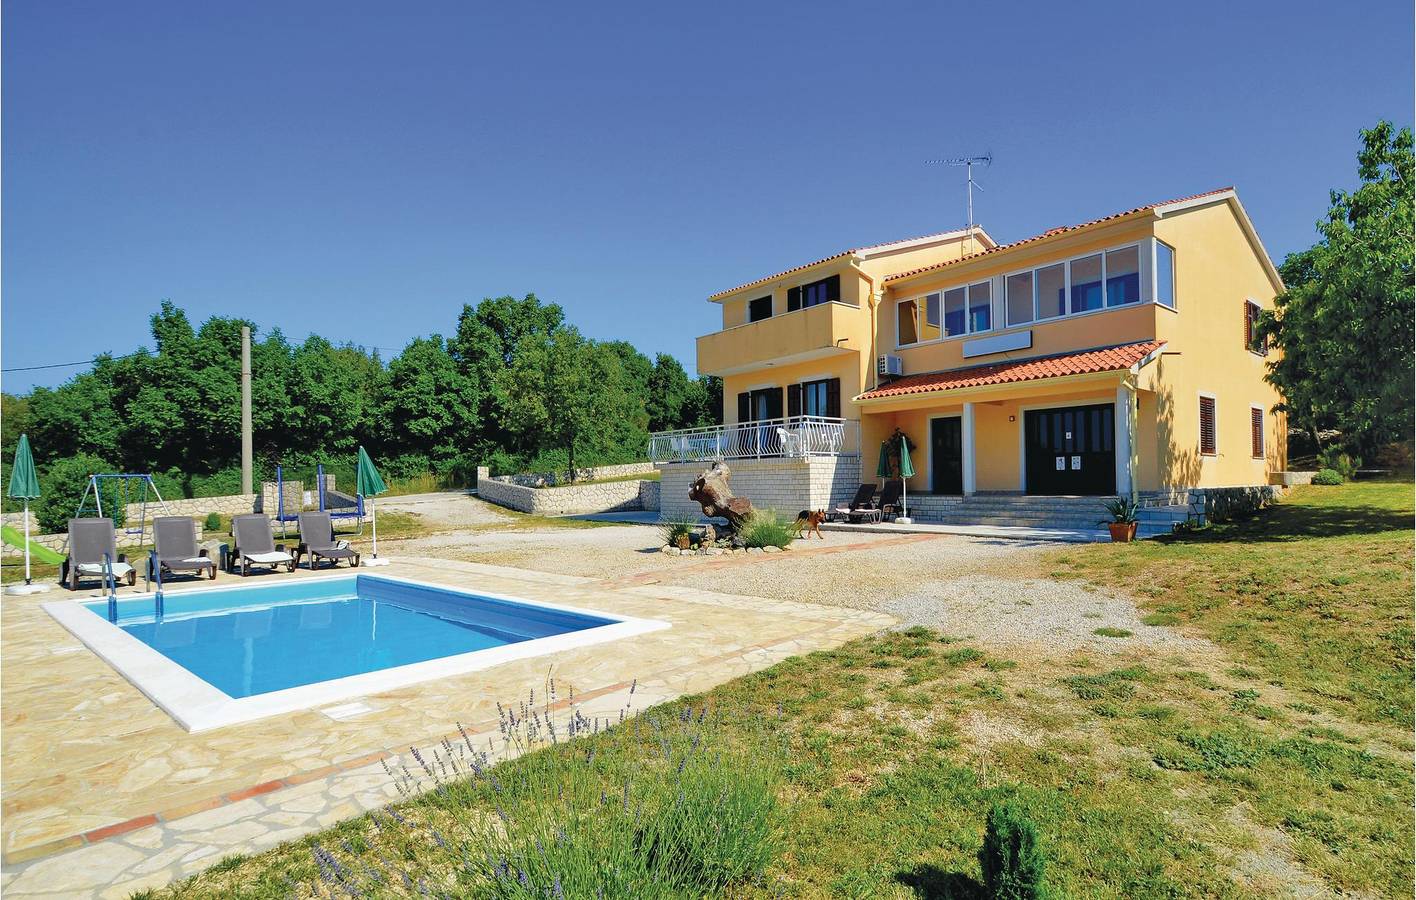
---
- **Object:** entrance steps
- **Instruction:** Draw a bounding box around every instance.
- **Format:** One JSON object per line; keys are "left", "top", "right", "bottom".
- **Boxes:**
{"left": 902, "top": 494, "right": 1189, "bottom": 538}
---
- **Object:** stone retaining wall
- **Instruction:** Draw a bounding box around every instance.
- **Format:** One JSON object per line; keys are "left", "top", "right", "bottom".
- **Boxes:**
{"left": 657, "top": 457, "right": 863, "bottom": 522}
{"left": 495, "top": 462, "right": 656, "bottom": 488}
{"left": 123, "top": 492, "right": 256, "bottom": 522}
{"left": 477, "top": 477, "right": 651, "bottom": 516}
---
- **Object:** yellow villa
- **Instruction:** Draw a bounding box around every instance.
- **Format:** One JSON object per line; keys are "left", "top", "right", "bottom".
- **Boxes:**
{"left": 652, "top": 188, "right": 1288, "bottom": 533}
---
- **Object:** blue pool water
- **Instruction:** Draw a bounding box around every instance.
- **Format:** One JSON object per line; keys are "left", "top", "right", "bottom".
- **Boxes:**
{"left": 84, "top": 576, "right": 614, "bottom": 698}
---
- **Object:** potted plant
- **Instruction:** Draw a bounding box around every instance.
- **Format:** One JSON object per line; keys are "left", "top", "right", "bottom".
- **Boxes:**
{"left": 1099, "top": 497, "right": 1140, "bottom": 542}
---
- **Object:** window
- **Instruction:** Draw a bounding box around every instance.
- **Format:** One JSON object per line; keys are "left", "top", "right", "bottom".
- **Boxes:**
{"left": 1037, "top": 263, "right": 1066, "bottom": 319}
{"left": 1156, "top": 241, "right": 1176, "bottom": 308}
{"left": 968, "top": 280, "right": 992, "bottom": 332}
{"left": 1199, "top": 395, "right": 1216, "bottom": 456}
{"left": 1006, "top": 271, "right": 1034, "bottom": 325}
{"left": 748, "top": 295, "right": 772, "bottom": 322}
{"left": 1105, "top": 246, "right": 1141, "bottom": 306}
{"left": 920, "top": 292, "right": 942, "bottom": 341}
{"left": 1244, "top": 300, "right": 1268, "bottom": 355}
{"left": 800, "top": 380, "right": 828, "bottom": 417}
{"left": 1070, "top": 253, "right": 1104, "bottom": 313}
{"left": 1250, "top": 406, "right": 1264, "bottom": 459}
{"left": 943, "top": 287, "right": 966, "bottom": 336}
{"left": 897, "top": 298, "right": 919, "bottom": 345}
{"left": 788, "top": 274, "right": 840, "bottom": 311}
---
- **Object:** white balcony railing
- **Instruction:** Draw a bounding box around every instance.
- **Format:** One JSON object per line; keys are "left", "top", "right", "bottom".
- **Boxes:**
{"left": 649, "top": 416, "right": 860, "bottom": 463}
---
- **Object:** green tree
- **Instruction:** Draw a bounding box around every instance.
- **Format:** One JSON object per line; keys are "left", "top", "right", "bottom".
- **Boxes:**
{"left": 645, "top": 353, "right": 693, "bottom": 432}
{"left": 450, "top": 294, "right": 563, "bottom": 455}
{"left": 375, "top": 335, "right": 480, "bottom": 469}
{"left": 502, "top": 326, "right": 646, "bottom": 473}
{"left": 1259, "top": 121, "right": 1414, "bottom": 455}
{"left": 681, "top": 375, "right": 723, "bottom": 428}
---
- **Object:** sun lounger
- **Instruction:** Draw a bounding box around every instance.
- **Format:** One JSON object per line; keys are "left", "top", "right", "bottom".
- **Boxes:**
{"left": 295, "top": 511, "right": 360, "bottom": 570}
{"left": 835, "top": 484, "right": 881, "bottom": 523}
{"left": 151, "top": 516, "right": 216, "bottom": 581}
{"left": 65, "top": 518, "right": 136, "bottom": 590}
{"left": 230, "top": 514, "right": 296, "bottom": 576}
{"left": 878, "top": 479, "right": 906, "bottom": 521}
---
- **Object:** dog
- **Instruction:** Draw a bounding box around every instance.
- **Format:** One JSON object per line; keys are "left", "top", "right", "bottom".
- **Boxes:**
{"left": 794, "top": 509, "right": 827, "bottom": 540}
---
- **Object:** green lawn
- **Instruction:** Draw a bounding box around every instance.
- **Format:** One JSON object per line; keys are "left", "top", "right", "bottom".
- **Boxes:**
{"left": 147, "top": 480, "right": 1416, "bottom": 898}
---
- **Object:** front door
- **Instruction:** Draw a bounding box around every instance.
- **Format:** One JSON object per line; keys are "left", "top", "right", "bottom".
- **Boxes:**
{"left": 1024, "top": 404, "right": 1115, "bottom": 495}
{"left": 931, "top": 416, "right": 963, "bottom": 495}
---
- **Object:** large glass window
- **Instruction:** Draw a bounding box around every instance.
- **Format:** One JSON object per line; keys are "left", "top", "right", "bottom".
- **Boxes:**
{"left": 1069, "top": 254, "right": 1104, "bottom": 313}
{"left": 943, "top": 287, "right": 967, "bottom": 336}
{"left": 1156, "top": 241, "right": 1175, "bottom": 308}
{"left": 801, "top": 380, "right": 829, "bottom": 417}
{"left": 968, "top": 281, "right": 992, "bottom": 332}
{"left": 897, "top": 298, "right": 919, "bottom": 345}
{"left": 1105, "top": 246, "right": 1141, "bottom": 306}
{"left": 1006, "top": 271, "right": 1034, "bottom": 325}
{"left": 1037, "top": 263, "right": 1066, "bottom": 319}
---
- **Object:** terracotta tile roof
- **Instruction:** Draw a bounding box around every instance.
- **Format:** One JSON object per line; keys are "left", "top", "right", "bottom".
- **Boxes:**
{"left": 883, "top": 187, "right": 1235, "bottom": 284}
{"left": 709, "top": 226, "right": 990, "bottom": 300}
{"left": 856, "top": 341, "right": 1165, "bottom": 401}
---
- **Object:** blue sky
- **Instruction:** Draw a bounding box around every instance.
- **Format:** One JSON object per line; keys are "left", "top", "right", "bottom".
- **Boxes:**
{"left": 4, "top": 1, "right": 1412, "bottom": 392}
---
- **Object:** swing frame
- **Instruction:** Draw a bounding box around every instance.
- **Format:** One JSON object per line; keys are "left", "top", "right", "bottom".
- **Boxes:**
{"left": 74, "top": 474, "right": 172, "bottom": 546}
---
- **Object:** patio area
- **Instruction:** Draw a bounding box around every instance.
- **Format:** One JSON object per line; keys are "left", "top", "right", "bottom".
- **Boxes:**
{"left": 0, "top": 557, "right": 891, "bottom": 897}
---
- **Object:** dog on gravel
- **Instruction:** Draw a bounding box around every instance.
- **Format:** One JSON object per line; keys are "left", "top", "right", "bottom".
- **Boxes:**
{"left": 794, "top": 509, "right": 827, "bottom": 540}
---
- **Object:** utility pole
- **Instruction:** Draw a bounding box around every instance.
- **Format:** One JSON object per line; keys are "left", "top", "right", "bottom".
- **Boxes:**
{"left": 241, "top": 326, "right": 253, "bottom": 495}
{"left": 925, "top": 154, "right": 992, "bottom": 253}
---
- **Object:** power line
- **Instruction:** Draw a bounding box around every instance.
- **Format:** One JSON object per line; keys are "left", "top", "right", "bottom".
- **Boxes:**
{"left": 3, "top": 344, "right": 411, "bottom": 375}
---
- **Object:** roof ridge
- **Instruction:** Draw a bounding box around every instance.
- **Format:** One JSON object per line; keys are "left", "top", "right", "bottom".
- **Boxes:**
{"left": 883, "top": 187, "right": 1235, "bottom": 284}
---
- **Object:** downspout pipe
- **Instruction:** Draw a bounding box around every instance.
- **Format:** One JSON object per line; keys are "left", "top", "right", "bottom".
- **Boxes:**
{"left": 850, "top": 260, "right": 880, "bottom": 391}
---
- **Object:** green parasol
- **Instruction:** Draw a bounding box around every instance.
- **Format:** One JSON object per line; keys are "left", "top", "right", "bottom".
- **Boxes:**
{"left": 876, "top": 442, "right": 891, "bottom": 483}
{"left": 355, "top": 447, "right": 390, "bottom": 564}
{"left": 7, "top": 435, "right": 47, "bottom": 591}
{"left": 896, "top": 437, "right": 914, "bottom": 520}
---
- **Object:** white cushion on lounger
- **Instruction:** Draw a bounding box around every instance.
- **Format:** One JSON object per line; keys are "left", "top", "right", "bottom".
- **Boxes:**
{"left": 77, "top": 562, "right": 133, "bottom": 576}
{"left": 177, "top": 556, "right": 212, "bottom": 565}
{"left": 245, "top": 551, "right": 292, "bottom": 564}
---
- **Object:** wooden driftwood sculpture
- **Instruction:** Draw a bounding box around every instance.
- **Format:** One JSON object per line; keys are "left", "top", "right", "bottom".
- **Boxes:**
{"left": 689, "top": 461, "right": 753, "bottom": 532}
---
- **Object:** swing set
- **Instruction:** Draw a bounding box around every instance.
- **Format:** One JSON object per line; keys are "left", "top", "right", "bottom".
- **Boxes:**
{"left": 75, "top": 473, "right": 172, "bottom": 537}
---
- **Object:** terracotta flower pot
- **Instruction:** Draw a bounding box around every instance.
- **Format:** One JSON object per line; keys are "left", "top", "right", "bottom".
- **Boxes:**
{"left": 1108, "top": 522, "right": 1138, "bottom": 543}
{"left": 676, "top": 534, "right": 692, "bottom": 550}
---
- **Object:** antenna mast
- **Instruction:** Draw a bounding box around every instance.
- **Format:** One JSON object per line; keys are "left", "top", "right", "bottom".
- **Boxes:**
{"left": 926, "top": 154, "right": 992, "bottom": 252}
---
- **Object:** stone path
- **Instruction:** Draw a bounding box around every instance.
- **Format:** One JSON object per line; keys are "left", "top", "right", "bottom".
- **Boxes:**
{"left": 1, "top": 557, "right": 890, "bottom": 897}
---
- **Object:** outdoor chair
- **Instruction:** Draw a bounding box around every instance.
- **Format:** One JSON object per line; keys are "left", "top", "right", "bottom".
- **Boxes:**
{"left": 834, "top": 484, "right": 881, "bottom": 523}
{"left": 64, "top": 518, "right": 136, "bottom": 590}
{"left": 878, "top": 479, "right": 906, "bottom": 521}
{"left": 151, "top": 516, "right": 216, "bottom": 581}
{"left": 295, "top": 510, "right": 360, "bottom": 570}
{"left": 230, "top": 514, "right": 296, "bottom": 576}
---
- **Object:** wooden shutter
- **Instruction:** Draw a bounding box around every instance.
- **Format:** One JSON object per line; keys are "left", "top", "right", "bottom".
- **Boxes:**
{"left": 1251, "top": 407, "right": 1264, "bottom": 458}
{"left": 1199, "top": 396, "right": 1216, "bottom": 456}
{"left": 787, "top": 384, "right": 802, "bottom": 418}
{"left": 766, "top": 387, "right": 784, "bottom": 419}
{"left": 825, "top": 275, "right": 840, "bottom": 303}
{"left": 787, "top": 286, "right": 802, "bottom": 312}
{"left": 1244, "top": 301, "right": 1254, "bottom": 351}
{"left": 825, "top": 378, "right": 841, "bottom": 417}
{"left": 737, "top": 392, "right": 751, "bottom": 423}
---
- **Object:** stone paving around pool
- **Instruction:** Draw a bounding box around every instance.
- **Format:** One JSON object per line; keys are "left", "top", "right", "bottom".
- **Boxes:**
{"left": 1, "top": 557, "right": 892, "bottom": 897}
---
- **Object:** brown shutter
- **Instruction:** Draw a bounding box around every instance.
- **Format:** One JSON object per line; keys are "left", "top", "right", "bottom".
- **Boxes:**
{"left": 787, "top": 384, "right": 802, "bottom": 418}
{"left": 1251, "top": 407, "right": 1264, "bottom": 458}
{"left": 1199, "top": 396, "right": 1216, "bottom": 455}
{"left": 826, "top": 378, "right": 841, "bottom": 418}
{"left": 766, "top": 387, "right": 784, "bottom": 419}
{"left": 825, "top": 275, "right": 841, "bottom": 303}
{"left": 737, "top": 392, "right": 751, "bottom": 423}
{"left": 1244, "top": 301, "right": 1254, "bottom": 351}
{"left": 787, "top": 286, "right": 801, "bottom": 312}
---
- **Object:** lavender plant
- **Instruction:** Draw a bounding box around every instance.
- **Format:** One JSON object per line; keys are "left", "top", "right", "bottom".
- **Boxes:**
{"left": 304, "top": 677, "right": 783, "bottom": 898}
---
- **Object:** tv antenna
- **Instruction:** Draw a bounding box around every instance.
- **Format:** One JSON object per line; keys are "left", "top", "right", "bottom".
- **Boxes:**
{"left": 926, "top": 154, "right": 992, "bottom": 251}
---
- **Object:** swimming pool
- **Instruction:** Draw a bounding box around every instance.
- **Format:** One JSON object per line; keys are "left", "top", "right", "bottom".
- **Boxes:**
{"left": 44, "top": 574, "right": 668, "bottom": 732}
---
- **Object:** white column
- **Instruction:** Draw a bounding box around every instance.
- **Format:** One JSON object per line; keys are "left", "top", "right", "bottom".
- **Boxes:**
{"left": 962, "top": 402, "right": 977, "bottom": 496}
{"left": 1115, "top": 384, "right": 1135, "bottom": 497}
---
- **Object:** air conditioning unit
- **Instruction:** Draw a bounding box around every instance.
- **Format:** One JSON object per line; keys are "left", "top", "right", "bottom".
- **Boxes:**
{"left": 877, "top": 354, "right": 903, "bottom": 377}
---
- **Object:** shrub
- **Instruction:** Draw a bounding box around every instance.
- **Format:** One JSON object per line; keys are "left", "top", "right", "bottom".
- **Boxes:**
{"left": 739, "top": 510, "right": 795, "bottom": 549}
{"left": 1312, "top": 468, "right": 1344, "bottom": 486}
{"left": 1317, "top": 446, "right": 1360, "bottom": 480}
{"left": 203, "top": 512, "right": 222, "bottom": 531}
{"left": 658, "top": 516, "right": 697, "bottom": 547}
{"left": 979, "top": 800, "right": 1048, "bottom": 900}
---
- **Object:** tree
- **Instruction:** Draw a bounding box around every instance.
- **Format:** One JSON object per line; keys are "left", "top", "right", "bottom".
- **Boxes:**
{"left": 451, "top": 295, "right": 564, "bottom": 455}
{"left": 375, "top": 335, "right": 480, "bottom": 469}
{"left": 646, "top": 353, "right": 693, "bottom": 432}
{"left": 1259, "top": 121, "right": 1414, "bottom": 456}
{"left": 681, "top": 375, "right": 723, "bottom": 428}
{"left": 502, "top": 326, "right": 646, "bottom": 473}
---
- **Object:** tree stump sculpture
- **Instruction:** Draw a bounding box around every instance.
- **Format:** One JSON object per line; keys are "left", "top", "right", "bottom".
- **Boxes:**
{"left": 689, "top": 461, "right": 753, "bottom": 533}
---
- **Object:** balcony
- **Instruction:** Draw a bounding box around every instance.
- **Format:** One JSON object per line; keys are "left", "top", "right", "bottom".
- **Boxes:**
{"left": 697, "top": 301, "right": 864, "bottom": 377}
{"left": 649, "top": 416, "right": 860, "bottom": 464}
